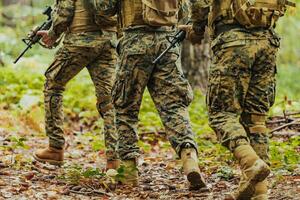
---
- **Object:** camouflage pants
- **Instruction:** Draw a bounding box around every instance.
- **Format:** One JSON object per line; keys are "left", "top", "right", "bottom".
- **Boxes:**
{"left": 112, "top": 30, "right": 197, "bottom": 160}
{"left": 207, "top": 30, "right": 279, "bottom": 164}
{"left": 44, "top": 37, "right": 118, "bottom": 160}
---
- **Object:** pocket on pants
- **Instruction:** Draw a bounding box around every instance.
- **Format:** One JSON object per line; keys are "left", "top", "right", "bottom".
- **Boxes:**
{"left": 111, "top": 70, "right": 131, "bottom": 108}
{"left": 45, "top": 48, "right": 71, "bottom": 81}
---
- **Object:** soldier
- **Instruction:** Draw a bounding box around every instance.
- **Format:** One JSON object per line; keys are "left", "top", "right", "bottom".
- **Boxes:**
{"left": 94, "top": 0, "right": 207, "bottom": 189}
{"left": 33, "top": 0, "right": 119, "bottom": 170}
{"left": 183, "top": 0, "right": 295, "bottom": 199}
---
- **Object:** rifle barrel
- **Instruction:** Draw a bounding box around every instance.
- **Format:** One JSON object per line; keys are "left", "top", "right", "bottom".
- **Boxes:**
{"left": 152, "top": 40, "right": 178, "bottom": 64}
{"left": 14, "top": 44, "right": 31, "bottom": 64}
{"left": 152, "top": 30, "right": 186, "bottom": 64}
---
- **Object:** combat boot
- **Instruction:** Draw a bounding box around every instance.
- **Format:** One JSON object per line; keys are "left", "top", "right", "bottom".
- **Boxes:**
{"left": 120, "top": 159, "right": 138, "bottom": 186}
{"left": 181, "top": 147, "right": 207, "bottom": 190}
{"left": 33, "top": 147, "right": 64, "bottom": 166}
{"left": 231, "top": 145, "right": 270, "bottom": 200}
{"left": 106, "top": 159, "right": 120, "bottom": 170}
{"left": 251, "top": 180, "right": 268, "bottom": 200}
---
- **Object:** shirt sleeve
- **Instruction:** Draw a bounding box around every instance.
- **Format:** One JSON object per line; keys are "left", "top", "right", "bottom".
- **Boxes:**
{"left": 48, "top": 0, "right": 75, "bottom": 39}
{"left": 178, "top": 0, "right": 190, "bottom": 23}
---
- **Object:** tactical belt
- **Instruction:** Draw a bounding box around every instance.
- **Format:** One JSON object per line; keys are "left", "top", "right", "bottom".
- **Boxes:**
{"left": 124, "top": 25, "right": 174, "bottom": 33}
{"left": 214, "top": 23, "right": 268, "bottom": 37}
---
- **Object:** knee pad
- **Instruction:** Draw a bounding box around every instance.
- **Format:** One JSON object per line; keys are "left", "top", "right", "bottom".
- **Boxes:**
{"left": 229, "top": 137, "right": 250, "bottom": 151}
{"left": 241, "top": 113, "right": 270, "bottom": 164}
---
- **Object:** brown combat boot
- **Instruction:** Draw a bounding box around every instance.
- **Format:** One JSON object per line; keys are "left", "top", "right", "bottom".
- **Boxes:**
{"left": 231, "top": 145, "right": 270, "bottom": 200}
{"left": 251, "top": 180, "right": 268, "bottom": 200}
{"left": 181, "top": 148, "right": 207, "bottom": 190}
{"left": 33, "top": 147, "right": 64, "bottom": 166}
{"left": 106, "top": 159, "right": 120, "bottom": 170}
{"left": 120, "top": 159, "right": 138, "bottom": 186}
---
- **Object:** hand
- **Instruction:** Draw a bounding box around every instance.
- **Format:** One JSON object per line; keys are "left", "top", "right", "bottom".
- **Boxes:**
{"left": 28, "top": 26, "right": 39, "bottom": 38}
{"left": 178, "top": 25, "right": 204, "bottom": 44}
{"left": 36, "top": 30, "right": 57, "bottom": 47}
{"left": 178, "top": 25, "right": 193, "bottom": 33}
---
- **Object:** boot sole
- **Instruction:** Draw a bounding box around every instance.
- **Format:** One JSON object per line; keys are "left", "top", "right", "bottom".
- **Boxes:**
{"left": 187, "top": 171, "right": 207, "bottom": 190}
{"left": 236, "top": 164, "right": 270, "bottom": 200}
{"left": 33, "top": 153, "right": 64, "bottom": 166}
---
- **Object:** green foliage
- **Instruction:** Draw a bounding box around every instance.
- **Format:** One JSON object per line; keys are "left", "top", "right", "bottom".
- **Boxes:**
{"left": 115, "top": 165, "right": 126, "bottom": 182}
{"left": 0, "top": 67, "right": 44, "bottom": 108}
{"left": 270, "top": 64, "right": 300, "bottom": 116}
{"left": 59, "top": 165, "right": 105, "bottom": 184}
{"left": 216, "top": 166, "right": 234, "bottom": 180}
{"left": 276, "top": 1, "right": 300, "bottom": 66}
{"left": 9, "top": 136, "right": 29, "bottom": 150}
{"left": 91, "top": 138, "right": 105, "bottom": 151}
{"left": 82, "top": 167, "right": 105, "bottom": 178}
{"left": 270, "top": 137, "right": 300, "bottom": 172}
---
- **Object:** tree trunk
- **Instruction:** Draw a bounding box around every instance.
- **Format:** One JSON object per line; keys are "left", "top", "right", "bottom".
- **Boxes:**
{"left": 181, "top": 31, "right": 211, "bottom": 94}
{"left": 2, "top": 0, "right": 29, "bottom": 5}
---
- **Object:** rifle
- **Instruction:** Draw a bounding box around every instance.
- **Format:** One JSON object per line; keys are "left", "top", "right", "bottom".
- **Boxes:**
{"left": 14, "top": 6, "right": 53, "bottom": 64}
{"left": 152, "top": 29, "right": 186, "bottom": 64}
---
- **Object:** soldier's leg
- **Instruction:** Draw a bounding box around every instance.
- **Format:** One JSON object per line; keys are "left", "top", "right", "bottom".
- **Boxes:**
{"left": 208, "top": 41, "right": 270, "bottom": 199}
{"left": 34, "top": 46, "right": 94, "bottom": 165}
{"left": 112, "top": 33, "right": 151, "bottom": 185}
{"left": 241, "top": 113, "right": 270, "bottom": 200}
{"left": 148, "top": 47, "right": 196, "bottom": 157}
{"left": 240, "top": 39, "right": 278, "bottom": 199}
{"left": 148, "top": 44, "right": 206, "bottom": 190}
{"left": 87, "top": 42, "right": 119, "bottom": 169}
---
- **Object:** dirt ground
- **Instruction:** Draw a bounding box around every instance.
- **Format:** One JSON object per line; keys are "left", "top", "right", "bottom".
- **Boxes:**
{"left": 0, "top": 111, "right": 299, "bottom": 200}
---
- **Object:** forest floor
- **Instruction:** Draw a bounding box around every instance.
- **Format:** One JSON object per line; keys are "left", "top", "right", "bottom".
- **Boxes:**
{"left": 0, "top": 109, "right": 299, "bottom": 200}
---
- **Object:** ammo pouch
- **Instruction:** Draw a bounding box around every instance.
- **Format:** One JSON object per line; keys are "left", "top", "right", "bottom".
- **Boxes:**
{"left": 142, "top": 0, "right": 178, "bottom": 26}
{"left": 94, "top": 15, "right": 118, "bottom": 30}
{"left": 81, "top": 0, "right": 117, "bottom": 29}
{"left": 232, "top": 0, "right": 296, "bottom": 28}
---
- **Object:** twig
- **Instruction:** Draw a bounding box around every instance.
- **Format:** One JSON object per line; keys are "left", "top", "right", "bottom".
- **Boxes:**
{"left": 267, "top": 118, "right": 293, "bottom": 124}
{"left": 94, "top": 190, "right": 112, "bottom": 196}
{"left": 69, "top": 190, "right": 93, "bottom": 196}
{"left": 284, "top": 111, "right": 300, "bottom": 116}
{"left": 270, "top": 120, "right": 300, "bottom": 134}
{"left": 272, "top": 132, "right": 300, "bottom": 137}
{"left": 69, "top": 185, "right": 111, "bottom": 197}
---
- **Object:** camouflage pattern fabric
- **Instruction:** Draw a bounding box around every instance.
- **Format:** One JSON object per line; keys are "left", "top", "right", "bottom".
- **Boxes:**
{"left": 112, "top": 30, "right": 198, "bottom": 160}
{"left": 207, "top": 28, "right": 280, "bottom": 162}
{"left": 48, "top": 0, "right": 75, "bottom": 39}
{"left": 44, "top": 31, "right": 118, "bottom": 160}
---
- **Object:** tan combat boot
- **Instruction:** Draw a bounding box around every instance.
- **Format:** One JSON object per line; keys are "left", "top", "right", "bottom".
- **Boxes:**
{"left": 181, "top": 148, "right": 207, "bottom": 190}
{"left": 120, "top": 159, "right": 138, "bottom": 186}
{"left": 106, "top": 159, "right": 120, "bottom": 170}
{"left": 231, "top": 145, "right": 270, "bottom": 200}
{"left": 33, "top": 147, "right": 64, "bottom": 166}
{"left": 251, "top": 180, "right": 268, "bottom": 200}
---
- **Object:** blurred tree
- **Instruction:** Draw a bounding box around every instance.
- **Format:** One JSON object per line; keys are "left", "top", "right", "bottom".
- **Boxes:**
{"left": 181, "top": 31, "right": 211, "bottom": 93}
{"left": 178, "top": 0, "right": 211, "bottom": 94}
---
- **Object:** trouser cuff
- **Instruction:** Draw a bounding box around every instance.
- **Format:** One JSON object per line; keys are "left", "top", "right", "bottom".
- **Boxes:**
{"left": 177, "top": 141, "right": 199, "bottom": 158}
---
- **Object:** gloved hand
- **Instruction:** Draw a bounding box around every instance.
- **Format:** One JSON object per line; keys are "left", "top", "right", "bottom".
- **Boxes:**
{"left": 178, "top": 24, "right": 204, "bottom": 44}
